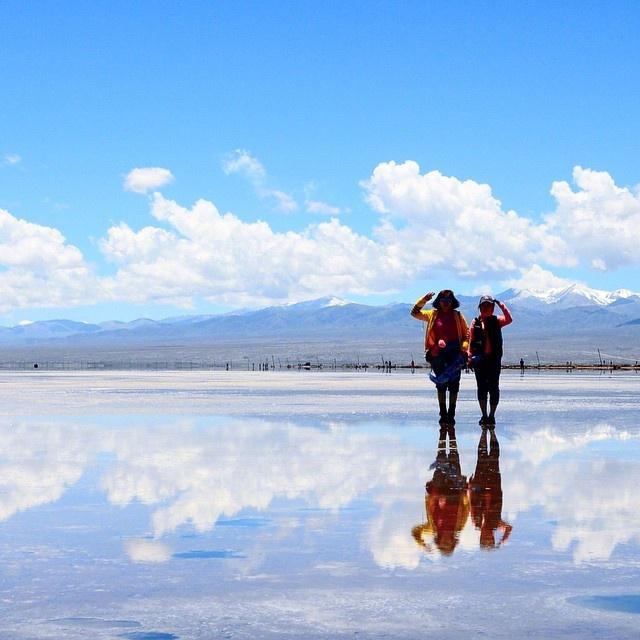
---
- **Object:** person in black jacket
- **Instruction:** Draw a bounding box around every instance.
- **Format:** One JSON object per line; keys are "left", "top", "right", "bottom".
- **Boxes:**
{"left": 467, "top": 295, "right": 512, "bottom": 426}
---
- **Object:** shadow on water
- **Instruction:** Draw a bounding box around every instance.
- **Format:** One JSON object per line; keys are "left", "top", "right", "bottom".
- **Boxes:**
{"left": 412, "top": 423, "right": 512, "bottom": 555}
{"left": 567, "top": 595, "right": 640, "bottom": 614}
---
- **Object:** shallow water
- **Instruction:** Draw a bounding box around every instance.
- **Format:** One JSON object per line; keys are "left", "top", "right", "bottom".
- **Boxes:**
{"left": 0, "top": 370, "right": 638, "bottom": 638}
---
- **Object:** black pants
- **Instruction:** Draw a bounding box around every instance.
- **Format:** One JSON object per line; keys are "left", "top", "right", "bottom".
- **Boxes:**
{"left": 473, "top": 355, "right": 501, "bottom": 404}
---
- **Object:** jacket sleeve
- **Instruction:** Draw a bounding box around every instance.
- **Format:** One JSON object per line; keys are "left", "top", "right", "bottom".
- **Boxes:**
{"left": 459, "top": 313, "right": 469, "bottom": 351}
{"left": 410, "top": 296, "right": 434, "bottom": 322}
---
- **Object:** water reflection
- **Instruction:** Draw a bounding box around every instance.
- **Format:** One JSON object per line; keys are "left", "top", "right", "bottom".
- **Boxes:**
{"left": 412, "top": 425, "right": 469, "bottom": 555}
{"left": 0, "top": 415, "right": 639, "bottom": 568}
{"left": 469, "top": 427, "right": 512, "bottom": 549}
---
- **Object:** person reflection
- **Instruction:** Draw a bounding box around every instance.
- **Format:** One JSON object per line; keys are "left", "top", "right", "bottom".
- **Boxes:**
{"left": 468, "top": 426, "right": 512, "bottom": 549}
{"left": 412, "top": 425, "right": 469, "bottom": 555}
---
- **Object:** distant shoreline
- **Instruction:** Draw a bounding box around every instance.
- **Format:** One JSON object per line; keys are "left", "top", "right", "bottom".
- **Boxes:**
{"left": 2, "top": 360, "right": 638, "bottom": 373}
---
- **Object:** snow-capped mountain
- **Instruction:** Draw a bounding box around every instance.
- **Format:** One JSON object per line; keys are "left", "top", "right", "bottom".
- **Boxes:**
{"left": 499, "top": 284, "right": 639, "bottom": 310}
{"left": 281, "top": 296, "right": 351, "bottom": 310}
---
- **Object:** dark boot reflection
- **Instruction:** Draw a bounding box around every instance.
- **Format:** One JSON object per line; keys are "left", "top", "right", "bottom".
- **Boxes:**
{"left": 412, "top": 425, "right": 469, "bottom": 555}
{"left": 468, "top": 426, "right": 512, "bottom": 549}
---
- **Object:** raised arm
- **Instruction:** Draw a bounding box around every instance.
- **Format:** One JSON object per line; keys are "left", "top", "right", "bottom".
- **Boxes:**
{"left": 495, "top": 300, "right": 512, "bottom": 327}
{"left": 410, "top": 292, "right": 435, "bottom": 321}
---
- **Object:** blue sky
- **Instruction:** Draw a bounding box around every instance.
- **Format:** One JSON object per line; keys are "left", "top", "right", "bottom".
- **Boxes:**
{"left": 1, "top": 1, "right": 640, "bottom": 323}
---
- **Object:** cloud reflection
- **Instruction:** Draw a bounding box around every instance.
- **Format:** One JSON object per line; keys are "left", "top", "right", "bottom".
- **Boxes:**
{"left": 99, "top": 420, "right": 424, "bottom": 538}
{"left": 0, "top": 422, "right": 97, "bottom": 521}
{"left": 124, "top": 538, "right": 172, "bottom": 563}
{"left": 502, "top": 423, "right": 640, "bottom": 563}
{"left": 0, "top": 417, "right": 638, "bottom": 568}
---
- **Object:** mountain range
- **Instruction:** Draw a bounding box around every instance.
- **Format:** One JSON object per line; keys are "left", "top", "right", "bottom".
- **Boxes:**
{"left": 2, "top": 284, "right": 640, "bottom": 365}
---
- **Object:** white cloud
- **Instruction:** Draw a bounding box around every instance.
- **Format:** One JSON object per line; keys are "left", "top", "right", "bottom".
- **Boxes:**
{"left": 0, "top": 208, "right": 100, "bottom": 312}
{"left": 1, "top": 161, "right": 638, "bottom": 312}
{"left": 123, "top": 167, "right": 174, "bottom": 194}
{"left": 3, "top": 153, "right": 21, "bottom": 166}
{"left": 363, "top": 160, "right": 574, "bottom": 279}
{"left": 222, "top": 150, "right": 298, "bottom": 213}
{"left": 222, "top": 149, "right": 266, "bottom": 182}
{"left": 305, "top": 200, "right": 342, "bottom": 216}
{"left": 102, "top": 162, "right": 640, "bottom": 306}
{"left": 99, "top": 193, "right": 400, "bottom": 306}
{"left": 268, "top": 189, "right": 298, "bottom": 212}
{"left": 547, "top": 166, "right": 640, "bottom": 271}
{"left": 502, "top": 264, "right": 573, "bottom": 292}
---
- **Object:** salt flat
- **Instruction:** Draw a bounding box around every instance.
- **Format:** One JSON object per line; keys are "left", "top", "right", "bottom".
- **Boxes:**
{"left": 0, "top": 369, "right": 637, "bottom": 419}
{"left": 0, "top": 371, "right": 638, "bottom": 638}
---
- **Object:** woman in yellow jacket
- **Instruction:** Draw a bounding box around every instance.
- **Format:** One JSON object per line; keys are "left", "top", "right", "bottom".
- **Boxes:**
{"left": 411, "top": 290, "right": 469, "bottom": 425}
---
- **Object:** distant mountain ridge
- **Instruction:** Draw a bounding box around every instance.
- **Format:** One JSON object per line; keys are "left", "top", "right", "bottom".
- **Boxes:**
{"left": 500, "top": 284, "right": 639, "bottom": 309}
{"left": 2, "top": 287, "right": 640, "bottom": 363}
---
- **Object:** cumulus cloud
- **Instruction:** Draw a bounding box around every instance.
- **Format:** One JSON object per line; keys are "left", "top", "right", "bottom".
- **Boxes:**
{"left": 222, "top": 149, "right": 298, "bottom": 213}
{"left": 99, "top": 193, "right": 401, "bottom": 306}
{"left": 123, "top": 167, "right": 174, "bottom": 194}
{"left": 2, "top": 161, "right": 639, "bottom": 312}
{"left": 99, "top": 162, "right": 640, "bottom": 306}
{"left": 0, "top": 208, "right": 100, "bottom": 312}
{"left": 546, "top": 166, "right": 640, "bottom": 271}
{"left": 363, "top": 160, "right": 574, "bottom": 279}
{"left": 502, "top": 264, "right": 573, "bottom": 292}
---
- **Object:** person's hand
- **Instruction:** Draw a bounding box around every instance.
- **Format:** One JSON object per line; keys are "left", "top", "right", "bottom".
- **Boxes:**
{"left": 438, "top": 339, "right": 446, "bottom": 349}
{"left": 425, "top": 291, "right": 435, "bottom": 301}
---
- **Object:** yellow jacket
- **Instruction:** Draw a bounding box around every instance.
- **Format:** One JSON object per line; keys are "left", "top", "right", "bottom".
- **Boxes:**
{"left": 410, "top": 296, "right": 469, "bottom": 352}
